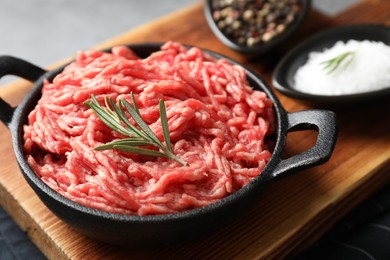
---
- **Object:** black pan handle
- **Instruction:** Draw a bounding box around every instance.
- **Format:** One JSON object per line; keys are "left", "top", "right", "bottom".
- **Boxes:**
{"left": 270, "top": 110, "right": 337, "bottom": 179}
{"left": 0, "top": 56, "right": 46, "bottom": 127}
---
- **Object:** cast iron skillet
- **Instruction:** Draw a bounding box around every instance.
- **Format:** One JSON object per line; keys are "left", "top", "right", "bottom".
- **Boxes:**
{"left": 0, "top": 43, "right": 337, "bottom": 247}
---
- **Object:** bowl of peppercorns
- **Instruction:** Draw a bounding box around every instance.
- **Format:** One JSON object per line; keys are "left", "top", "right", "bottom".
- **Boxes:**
{"left": 204, "top": 0, "right": 311, "bottom": 55}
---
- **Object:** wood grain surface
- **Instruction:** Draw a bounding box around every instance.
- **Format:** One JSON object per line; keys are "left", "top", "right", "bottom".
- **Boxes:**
{"left": 0, "top": 0, "right": 389, "bottom": 259}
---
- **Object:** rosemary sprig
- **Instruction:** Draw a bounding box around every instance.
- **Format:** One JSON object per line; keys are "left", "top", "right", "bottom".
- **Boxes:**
{"left": 320, "top": 51, "right": 356, "bottom": 74}
{"left": 84, "top": 94, "right": 187, "bottom": 166}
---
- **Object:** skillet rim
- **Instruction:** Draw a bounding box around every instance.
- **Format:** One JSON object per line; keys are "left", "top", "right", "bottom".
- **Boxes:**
{"left": 10, "top": 43, "right": 287, "bottom": 224}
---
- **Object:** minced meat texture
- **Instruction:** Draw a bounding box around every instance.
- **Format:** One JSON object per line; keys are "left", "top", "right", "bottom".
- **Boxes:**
{"left": 23, "top": 42, "right": 275, "bottom": 216}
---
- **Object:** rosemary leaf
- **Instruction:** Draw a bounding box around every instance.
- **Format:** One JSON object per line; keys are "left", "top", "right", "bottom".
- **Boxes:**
{"left": 95, "top": 138, "right": 156, "bottom": 150}
{"left": 165, "top": 151, "right": 187, "bottom": 166}
{"left": 320, "top": 51, "right": 356, "bottom": 74}
{"left": 121, "top": 99, "right": 162, "bottom": 147}
{"left": 104, "top": 96, "right": 119, "bottom": 120}
{"left": 159, "top": 99, "right": 173, "bottom": 153}
{"left": 85, "top": 97, "right": 132, "bottom": 137}
{"left": 108, "top": 145, "right": 171, "bottom": 158}
{"left": 131, "top": 92, "right": 140, "bottom": 115}
{"left": 112, "top": 99, "right": 148, "bottom": 140}
{"left": 86, "top": 94, "right": 186, "bottom": 166}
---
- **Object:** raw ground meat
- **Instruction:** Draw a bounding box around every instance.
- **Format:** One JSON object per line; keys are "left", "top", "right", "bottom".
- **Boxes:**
{"left": 23, "top": 42, "right": 275, "bottom": 216}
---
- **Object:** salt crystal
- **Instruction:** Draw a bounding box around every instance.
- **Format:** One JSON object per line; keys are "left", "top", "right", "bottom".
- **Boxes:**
{"left": 293, "top": 40, "right": 390, "bottom": 95}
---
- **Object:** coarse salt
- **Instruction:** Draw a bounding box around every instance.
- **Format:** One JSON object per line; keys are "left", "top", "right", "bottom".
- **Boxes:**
{"left": 294, "top": 40, "right": 390, "bottom": 95}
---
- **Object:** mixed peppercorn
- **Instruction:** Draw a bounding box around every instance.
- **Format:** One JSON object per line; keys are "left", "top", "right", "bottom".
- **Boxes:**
{"left": 211, "top": 0, "right": 303, "bottom": 47}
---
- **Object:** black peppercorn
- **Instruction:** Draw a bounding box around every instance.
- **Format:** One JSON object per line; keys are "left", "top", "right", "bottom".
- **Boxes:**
{"left": 211, "top": 0, "right": 303, "bottom": 47}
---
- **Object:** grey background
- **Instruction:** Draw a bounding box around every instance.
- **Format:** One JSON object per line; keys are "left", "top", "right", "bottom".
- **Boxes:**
{"left": 0, "top": 0, "right": 358, "bottom": 86}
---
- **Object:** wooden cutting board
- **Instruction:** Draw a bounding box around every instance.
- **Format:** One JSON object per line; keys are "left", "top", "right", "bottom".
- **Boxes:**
{"left": 1, "top": 0, "right": 390, "bottom": 259}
